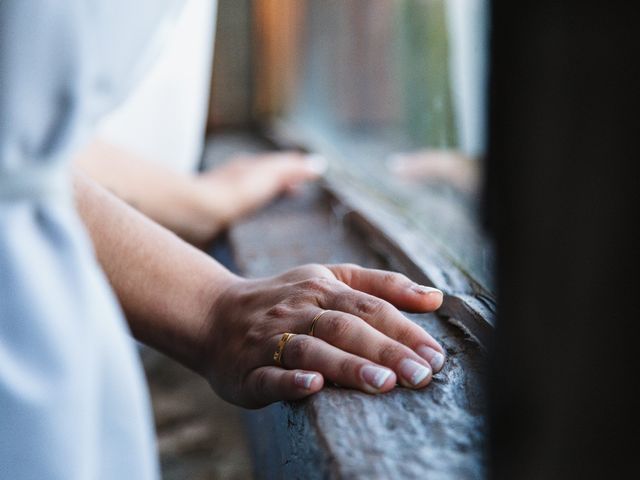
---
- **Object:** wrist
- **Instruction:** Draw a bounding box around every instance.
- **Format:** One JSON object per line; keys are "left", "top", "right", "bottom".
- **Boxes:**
{"left": 130, "top": 250, "right": 243, "bottom": 375}
{"left": 192, "top": 271, "right": 246, "bottom": 378}
{"left": 179, "top": 178, "right": 233, "bottom": 245}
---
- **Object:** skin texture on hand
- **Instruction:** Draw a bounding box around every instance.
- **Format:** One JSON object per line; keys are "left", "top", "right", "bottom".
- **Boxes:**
{"left": 74, "top": 139, "right": 324, "bottom": 247}
{"left": 74, "top": 172, "right": 445, "bottom": 410}
{"left": 202, "top": 264, "right": 445, "bottom": 409}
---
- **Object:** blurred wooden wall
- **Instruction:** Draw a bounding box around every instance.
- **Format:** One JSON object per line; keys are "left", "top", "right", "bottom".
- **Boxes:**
{"left": 252, "top": 0, "right": 306, "bottom": 121}
{"left": 208, "top": 0, "right": 305, "bottom": 130}
{"left": 251, "top": 0, "right": 399, "bottom": 129}
{"left": 208, "top": 0, "right": 433, "bottom": 133}
{"left": 208, "top": 0, "right": 253, "bottom": 129}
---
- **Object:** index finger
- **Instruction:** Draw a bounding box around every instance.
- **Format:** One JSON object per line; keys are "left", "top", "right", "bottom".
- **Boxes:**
{"left": 327, "top": 264, "right": 443, "bottom": 312}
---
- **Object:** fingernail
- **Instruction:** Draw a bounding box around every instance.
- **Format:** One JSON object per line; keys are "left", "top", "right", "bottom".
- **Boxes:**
{"left": 399, "top": 358, "right": 431, "bottom": 386}
{"left": 294, "top": 372, "right": 317, "bottom": 390}
{"left": 361, "top": 365, "right": 393, "bottom": 389}
{"left": 413, "top": 285, "right": 443, "bottom": 297}
{"left": 416, "top": 345, "right": 446, "bottom": 372}
{"left": 305, "top": 154, "right": 328, "bottom": 174}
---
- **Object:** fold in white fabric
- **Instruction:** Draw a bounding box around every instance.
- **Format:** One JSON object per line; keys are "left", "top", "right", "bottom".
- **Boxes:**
{"left": 0, "top": 1, "right": 187, "bottom": 478}
{"left": 98, "top": 0, "right": 219, "bottom": 174}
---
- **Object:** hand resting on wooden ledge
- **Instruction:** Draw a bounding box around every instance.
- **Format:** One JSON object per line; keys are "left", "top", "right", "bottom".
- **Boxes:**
{"left": 201, "top": 263, "right": 446, "bottom": 408}
{"left": 75, "top": 173, "right": 446, "bottom": 409}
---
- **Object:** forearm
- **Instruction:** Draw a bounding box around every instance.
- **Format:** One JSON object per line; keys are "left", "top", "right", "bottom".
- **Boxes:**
{"left": 72, "top": 172, "right": 446, "bottom": 408}
{"left": 73, "top": 171, "right": 239, "bottom": 371}
{"left": 74, "top": 139, "right": 324, "bottom": 247}
{"left": 73, "top": 139, "right": 228, "bottom": 244}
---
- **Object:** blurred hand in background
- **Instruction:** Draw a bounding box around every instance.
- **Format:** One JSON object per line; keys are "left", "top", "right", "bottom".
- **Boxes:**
{"left": 74, "top": 140, "right": 326, "bottom": 247}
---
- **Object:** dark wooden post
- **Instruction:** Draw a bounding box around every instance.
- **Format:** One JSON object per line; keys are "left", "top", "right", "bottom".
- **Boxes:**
{"left": 486, "top": 2, "right": 639, "bottom": 479}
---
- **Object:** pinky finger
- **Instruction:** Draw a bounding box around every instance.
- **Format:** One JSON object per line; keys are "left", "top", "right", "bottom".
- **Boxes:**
{"left": 241, "top": 367, "right": 324, "bottom": 408}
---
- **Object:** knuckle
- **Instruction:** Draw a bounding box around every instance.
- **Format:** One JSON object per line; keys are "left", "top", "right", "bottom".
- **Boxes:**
{"left": 297, "top": 263, "right": 329, "bottom": 277}
{"left": 355, "top": 296, "right": 386, "bottom": 317}
{"left": 382, "top": 271, "right": 405, "bottom": 286}
{"left": 285, "top": 293, "right": 307, "bottom": 307}
{"left": 340, "top": 263, "right": 361, "bottom": 271}
{"left": 339, "top": 357, "right": 355, "bottom": 378}
{"left": 396, "top": 324, "right": 419, "bottom": 344}
{"left": 378, "top": 342, "right": 402, "bottom": 366}
{"left": 266, "top": 303, "right": 291, "bottom": 319}
{"left": 324, "top": 314, "right": 354, "bottom": 340}
{"left": 332, "top": 263, "right": 360, "bottom": 282}
{"left": 300, "top": 276, "right": 331, "bottom": 292}
{"left": 247, "top": 320, "right": 280, "bottom": 350}
{"left": 246, "top": 328, "right": 266, "bottom": 348}
{"left": 285, "top": 336, "right": 310, "bottom": 364}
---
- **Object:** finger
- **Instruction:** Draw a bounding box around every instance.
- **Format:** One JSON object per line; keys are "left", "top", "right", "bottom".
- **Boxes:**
{"left": 327, "top": 264, "right": 443, "bottom": 313}
{"left": 241, "top": 366, "right": 324, "bottom": 409}
{"left": 324, "top": 289, "right": 446, "bottom": 372}
{"left": 307, "top": 309, "right": 436, "bottom": 387}
{"left": 270, "top": 334, "right": 397, "bottom": 394}
{"left": 260, "top": 152, "right": 327, "bottom": 186}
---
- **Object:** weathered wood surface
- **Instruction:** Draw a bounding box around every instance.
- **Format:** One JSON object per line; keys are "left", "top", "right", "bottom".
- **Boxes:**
{"left": 202, "top": 133, "right": 487, "bottom": 479}
{"left": 228, "top": 187, "right": 487, "bottom": 480}
{"left": 329, "top": 193, "right": 495, "bottom": 347}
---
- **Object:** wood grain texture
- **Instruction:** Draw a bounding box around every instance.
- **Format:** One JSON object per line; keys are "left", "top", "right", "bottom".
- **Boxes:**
{"left": 202, "top": 133, "right": 487, "bottom": 479}
{"left": 228, "top": 184, "right": 487, "bottom": 480}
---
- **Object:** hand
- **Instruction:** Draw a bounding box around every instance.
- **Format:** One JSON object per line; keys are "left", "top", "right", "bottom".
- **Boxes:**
{"left": 198, "top": 263, "right": 445, "bottom": 408}
{"left": 196, "top": 151, "right": 326, "bottom": 229}
{"left": 75, "top": 140, "right": 325, "bottom": 247}
{"left": 387, "top": 149, "right": 479, "bottom": 194}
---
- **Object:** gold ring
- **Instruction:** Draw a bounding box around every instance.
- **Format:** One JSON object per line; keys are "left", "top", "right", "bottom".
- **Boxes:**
{"left": 273, "top": 332, "right": 297, "bottom": 366}
{"left": 308, "top": 310, "right": 329, "bottom": 337}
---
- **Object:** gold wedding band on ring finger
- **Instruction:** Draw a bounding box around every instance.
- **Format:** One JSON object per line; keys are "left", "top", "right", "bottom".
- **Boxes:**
{"left": 309, "top": 310, "right": 330, "bottom": 337}
{"left": 272, "top": 308, "right": 330, "bottom": 368}
{"left": 273, "top": 332, "right": 297, "bottom": 366}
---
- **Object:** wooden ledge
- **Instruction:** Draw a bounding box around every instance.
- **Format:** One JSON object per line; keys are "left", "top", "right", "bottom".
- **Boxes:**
{"left": 227, "top": 185, "right": 487, "bottom": 479}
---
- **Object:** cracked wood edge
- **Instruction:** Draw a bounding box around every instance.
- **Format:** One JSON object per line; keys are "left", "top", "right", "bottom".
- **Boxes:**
{"left": 324, "top": 180, "right": 495, "bottom": 347}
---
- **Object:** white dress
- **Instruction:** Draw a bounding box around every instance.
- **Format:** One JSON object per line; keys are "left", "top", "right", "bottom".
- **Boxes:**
{"left": 97, "top": 0, "right": 218, "bottom": 173}
{"left": 0, "top": 1, "right": 187, "bottom": 478}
